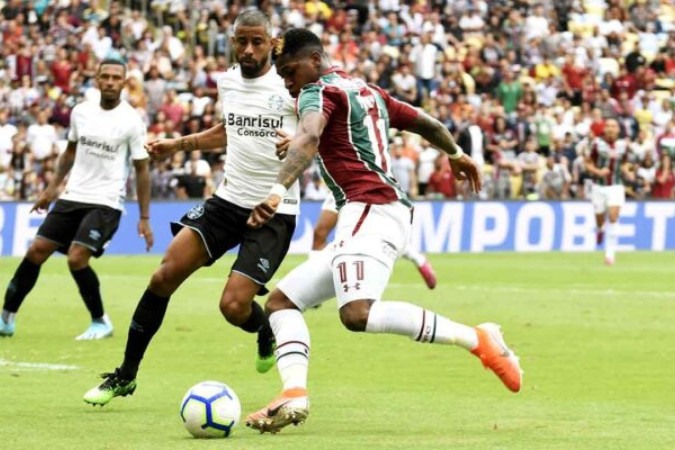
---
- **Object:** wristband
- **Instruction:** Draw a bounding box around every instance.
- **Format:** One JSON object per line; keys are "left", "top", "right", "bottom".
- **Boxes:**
{"left": 269, "top": 183, "right": 287, "bottom": 198}
{"left": 140, "top": 216, "right": 150, "bottom": 219}
{"left": 447, "top": 148, "right": 464, "bottom": 160}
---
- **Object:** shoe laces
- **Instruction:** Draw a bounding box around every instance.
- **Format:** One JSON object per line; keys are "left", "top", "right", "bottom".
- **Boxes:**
{"left": 99, "top": 368, "right": 129, "bottom": 389}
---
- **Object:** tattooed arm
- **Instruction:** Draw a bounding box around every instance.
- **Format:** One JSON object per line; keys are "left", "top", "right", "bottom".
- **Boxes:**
{"left": 275, "top": 111, "right": 325, "bottom": 188}
{"left": 247, "top": 111, "right": 327, "bottom": 228}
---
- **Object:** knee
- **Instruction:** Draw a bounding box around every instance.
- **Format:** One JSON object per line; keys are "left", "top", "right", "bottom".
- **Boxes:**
{"left": 148, "top": 265, "right": 177, "bottom": 297}
{"left": 26, "top": 241, "right": 54, "bottom": 265}
{"left": 219, "top": 293, "right": 250, "bottom": 325}
{"left": 67, "top": 247, "right": 91, "bottom": 271}
{"left": 312, "top": 228, "right": 328, "bottom": 249}
{"left": 265, "top": 289, "right": 297, "bottom": 315}
{"left": 339, "top": 301, "right": 372, "bottom": 332}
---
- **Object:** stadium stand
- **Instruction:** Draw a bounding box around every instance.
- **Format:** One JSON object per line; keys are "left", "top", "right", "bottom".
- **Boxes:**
{"left": 0, "top": 0, "right": 673, "bottom": 201}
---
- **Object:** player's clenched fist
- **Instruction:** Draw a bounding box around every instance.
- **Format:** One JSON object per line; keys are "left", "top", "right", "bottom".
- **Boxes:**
{"left": 144, "top": 138, "right": 180, "bottom": 159}
{"left": 247, "top": 195, "right": 281, "bottom": 228}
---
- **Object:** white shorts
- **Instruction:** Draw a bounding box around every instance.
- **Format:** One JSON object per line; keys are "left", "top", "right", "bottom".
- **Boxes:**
{"left": 277, "top": 201, "right": 412, "bottom": 309}
{"left": 320, "top": 194, "right": 337, "bottom": 213}
{"left": 591, "top": 184, "right": 625, "bottom": 214}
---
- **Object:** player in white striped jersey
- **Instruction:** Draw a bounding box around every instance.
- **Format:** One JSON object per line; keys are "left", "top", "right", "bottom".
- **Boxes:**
{"left": 0, "top": 59, "right": 154, "bottom": 340}
{"left": 84, "top": 10, "right": 300, "bottom": 406}
{"left": 585, "top": 118, "right": 629, "bottom": 265}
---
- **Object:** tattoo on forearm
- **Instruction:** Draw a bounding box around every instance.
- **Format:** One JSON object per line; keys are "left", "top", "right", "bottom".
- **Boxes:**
{"left": 180, "top": 137, "right": 198, "bottom": 152}
{"left": 277, "top": 148, "right": 314, "bottom": 188}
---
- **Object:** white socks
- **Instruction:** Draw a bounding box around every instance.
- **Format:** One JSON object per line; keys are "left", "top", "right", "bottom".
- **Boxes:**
{"left": 605, "top": 222, "right": 618, "bottom": 259}
{"left": 401, "top": 246, "right": 426, "bottom": 267}
{"left": 270, "top": 309, "right": 310, "bottom": 391}
{"left": 365, "top": 301, "right": 478, "bottom": 350}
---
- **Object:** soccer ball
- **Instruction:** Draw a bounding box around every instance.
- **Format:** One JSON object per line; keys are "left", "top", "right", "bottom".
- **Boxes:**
{"left": 180, "top": 381, "right": 241, "bottom": 438}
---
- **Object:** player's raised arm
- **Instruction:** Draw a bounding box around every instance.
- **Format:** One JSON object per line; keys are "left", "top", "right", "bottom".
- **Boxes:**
{"left": 145, "top": 122, "right": 228, "bottom": 159}
{"left": 405, "top": 111, "right": 482, "bottom": 194}
{"left": 31, "top": 140, "right": 76, "bottom": 213}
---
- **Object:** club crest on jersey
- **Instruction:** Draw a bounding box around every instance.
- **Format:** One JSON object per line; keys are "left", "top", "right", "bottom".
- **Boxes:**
{"left": 187, "top": 204, "right": 205, "bottom": 220}
{"left": 268, "top": 94, "right": 284, "bottom": 111}
{"left": 223, "top": 90, "right": 237, "bottom": 102}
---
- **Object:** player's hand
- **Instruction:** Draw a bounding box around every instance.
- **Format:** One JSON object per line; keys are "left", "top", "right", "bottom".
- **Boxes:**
{"left": 449, "top": 154, "right": 482, "bottom": 194}
{"left": 597, "top": 167, "right": 611, "bottom": 177}
{"left": 145, "top": 138, "right": 179, "bottom": 159}
{"left": 275, "top": 129, "right": 292, "bottom": 160}
{"left": 247, "top": 194, "right": 281, "bottom": 229}
{"left": 30, "top": 187, "right": 58, "bottom": 213}
{"left": 137, "top": 218, "right": 154, "bottom": 252}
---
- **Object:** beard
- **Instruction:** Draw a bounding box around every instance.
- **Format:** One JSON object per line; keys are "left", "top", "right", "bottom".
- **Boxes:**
{"left": 239, "top": 58, "right": 264, "bottom": 78}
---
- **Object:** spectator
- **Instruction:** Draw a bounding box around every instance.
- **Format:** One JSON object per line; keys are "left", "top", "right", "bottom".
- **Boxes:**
{"left": 652, "top": 153, "right": 675, "bottom": 199}
{"left": 390, "top": 137, "right": 417, "bottom": 198}
{"left": 26, "top": 109, "right": 57, "bottom": 166}
{"left": 426, "top": 154, "right": 457, "bottom": 199}
{"left": 540, "top": 155, "right": 571, "bottom": 200}
{"left": 0, "top": 108, "right": 18, "bottom": 170}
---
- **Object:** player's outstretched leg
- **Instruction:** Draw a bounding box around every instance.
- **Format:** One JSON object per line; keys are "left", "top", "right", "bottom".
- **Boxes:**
{"left": 83, "top": 368, "right": 137, "bottom": 406}
{"left": 362, "top": 301, "right": 522, "bottom": 392}
{"left": 401, "top": 246, "right": 437, "bottom": 289}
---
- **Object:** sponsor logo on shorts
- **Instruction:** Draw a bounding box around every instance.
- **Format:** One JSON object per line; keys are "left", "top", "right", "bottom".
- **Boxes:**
{"left": 89, "top": 229, "right": 101, "bottom": 241}
{"left": 257, "top": 258, "right": 270, "bottom": 273}
{"left": 342, "top": 283, "right": 361, "bottom": 292}
{"left": 187, "top": 204, "right": 205, "bottom": 220}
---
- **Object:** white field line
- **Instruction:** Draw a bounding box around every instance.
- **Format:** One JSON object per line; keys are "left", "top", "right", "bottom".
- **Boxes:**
{"left": 0, "top": 359, "right": 80, "bottom": 371}
{"left": 27, "top": 275, "right": 674, "bottom": 299}
{"left": 452, "top": 284, "right": 674, "bottom": 299}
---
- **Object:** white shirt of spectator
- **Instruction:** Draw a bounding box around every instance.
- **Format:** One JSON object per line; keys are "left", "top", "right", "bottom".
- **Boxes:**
{"left": 410, "top": 42, "right": 438, "bottom": 80}
{"left": 63, "top": 100, "right": 148, "bottom": 210}
{"left": 0, "top": 122, "right": 18, "bottom": 168}
{"left": 417, "top": 146, "right": 440, "bottom": 185}
{"left": 27, "top": 122, "right": 58, "bottom": 160}
{"left": 525, "top": 14, "right": 549, "bottom": 41}
{"left": 184, "top": 159, "right": 210, "bottom": 177}
{"left": 391, "top": 154, "right": 415, "bottom": 194}
{"left": 214, "top": 65, "right": 300, "bottom": 215}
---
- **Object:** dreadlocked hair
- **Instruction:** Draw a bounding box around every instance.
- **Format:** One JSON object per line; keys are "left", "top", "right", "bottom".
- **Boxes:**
{"left": 274, "top": 28, "right": 323, "bottom": 59}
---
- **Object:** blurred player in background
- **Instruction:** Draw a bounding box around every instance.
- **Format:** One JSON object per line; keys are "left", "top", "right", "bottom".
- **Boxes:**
{"left": 312, "top": 192, "right": 437, "bottom": 289}
{"left": 83, "top": 10, "right": 299, "bottom": 406}
{"left": 0, "top": 59, "right": 153, "bottom": 340}
{"left": 585, "top": 117, "right": 628, "bottom": 265}
{"left": 245, "top": 29, "right": 522, "bottom": 434}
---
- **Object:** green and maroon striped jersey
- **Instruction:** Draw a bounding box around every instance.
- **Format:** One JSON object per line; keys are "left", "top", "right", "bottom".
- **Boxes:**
{"left": 590, "top": 137, "right": 629, "bottom": 186}
{"left": 297, "top": 68, "right": 419, "bottom": 209}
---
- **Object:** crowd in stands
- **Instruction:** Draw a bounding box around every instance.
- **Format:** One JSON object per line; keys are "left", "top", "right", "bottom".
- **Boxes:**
{"left": 0, "top": 0, "right": 674, "bottom": 202}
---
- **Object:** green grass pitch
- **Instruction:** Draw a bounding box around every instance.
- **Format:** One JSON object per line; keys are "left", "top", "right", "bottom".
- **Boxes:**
{"left": 1, "top": 252, "right": 675, "bottom": 449}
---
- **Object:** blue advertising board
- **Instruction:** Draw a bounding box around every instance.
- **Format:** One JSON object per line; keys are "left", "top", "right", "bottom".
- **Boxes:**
{"left": 1, "top": 201, "right": 674, "bottom": 256}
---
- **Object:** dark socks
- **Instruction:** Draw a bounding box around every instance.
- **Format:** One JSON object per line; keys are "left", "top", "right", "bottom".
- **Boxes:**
{"left": 70, "top": 266, "right": 104, "bottom": 320}
{"left": 119, "top": 289, "right": 170, "bottom": 379}
{"left": 239, "top": 301, "right": 267, "bottom": 333}
{"left": 3, "top": 258, "right": 41, "bottom": 313}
